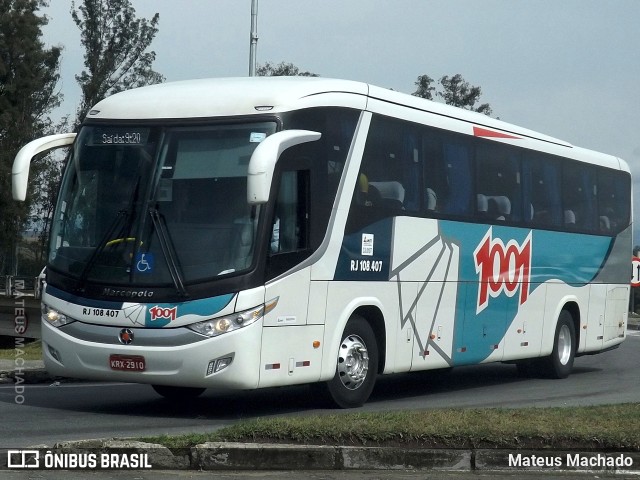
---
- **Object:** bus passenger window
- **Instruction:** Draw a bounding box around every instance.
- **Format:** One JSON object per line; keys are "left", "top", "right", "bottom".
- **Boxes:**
{"left": 597, "top": 169, "right": 631, "bottom": 234}
{"left": 522, "top": 153, "right": 561, "bottom": 228}
{"left": 562, "top": 163, "right": 596, "bottom": 231}
{"left": 346, "top": 114, "right": 417, "bottom": 231}
{"left": 439, "top": 142, "right": 472, "bottom": 216}
{"left": 475, "top": 143, "right": 521, "bottom": 223}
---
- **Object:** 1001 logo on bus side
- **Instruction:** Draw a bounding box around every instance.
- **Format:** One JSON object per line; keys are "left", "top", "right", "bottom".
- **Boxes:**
{"left": 473, "top": 228, "right": 532, "bottom": 314}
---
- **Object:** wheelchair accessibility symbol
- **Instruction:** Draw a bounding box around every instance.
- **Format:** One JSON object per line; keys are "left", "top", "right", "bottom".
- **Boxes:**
{"left": 135, "top": 252, "right": 154, "bottom": 274}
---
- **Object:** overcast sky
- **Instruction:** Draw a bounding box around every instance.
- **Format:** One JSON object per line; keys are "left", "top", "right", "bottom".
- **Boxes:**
{"left": 41, "top": 0, "right": 640, "bottom": 238}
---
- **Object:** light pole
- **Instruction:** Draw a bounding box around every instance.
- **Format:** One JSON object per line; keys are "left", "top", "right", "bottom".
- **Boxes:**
{"left": 249, "top": 0, "right": 258, "bottom": 76}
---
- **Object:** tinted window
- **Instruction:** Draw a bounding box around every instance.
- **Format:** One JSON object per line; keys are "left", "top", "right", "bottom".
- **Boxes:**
{"left": 346, "top": 113, "right": 629, "bottom": 237}
{"left": 522, "top": 153, "right": 562, "bottom": 228}
{"left": 347, "top": 116, "right": 421, "bottom": 231}
{"left": 476, "top": 143, "right": 522, "bottom": 222}
{"left": 597, "top": 169, "right": 631, "bottom": 233}
{"left": 562, "top": 163, "right": 597, "bottom": 230}
{"left": 284, "top": 107, "right": 359, "bottom": 246}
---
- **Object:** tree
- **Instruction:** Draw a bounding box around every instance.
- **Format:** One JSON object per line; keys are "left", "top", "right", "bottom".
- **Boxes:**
{"left": 28, "top": 138, "right": 67, "bottom": 268}
{"left": 0, "top": 0, "right": 62, "bottom": 275}
{"left": 71, "top": 0, "right": 164, "bottom": 128}
{"left": 413, "top": 73, "right": 493, "bottom": 116}
{"left": 256, "top": 61, "right": 318, "bottom": 77}
{"left": 413, "top": 74, "right": 436, "bottom": 101}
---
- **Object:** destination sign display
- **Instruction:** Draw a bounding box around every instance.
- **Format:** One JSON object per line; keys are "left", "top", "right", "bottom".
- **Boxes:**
{"left": 91, "top": 128, "right": 149, "bottom": 146}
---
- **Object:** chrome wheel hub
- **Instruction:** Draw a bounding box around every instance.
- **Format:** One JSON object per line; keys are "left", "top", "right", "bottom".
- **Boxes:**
{"left": 557, "top": 324, "right": 572, "bottom": 365}
{"left": 337, "top": 334, "right": 369, "bottom": 390}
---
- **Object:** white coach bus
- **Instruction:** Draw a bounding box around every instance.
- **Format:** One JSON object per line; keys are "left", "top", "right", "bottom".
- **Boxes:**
{"left": 12, "top": 77, "right": 631, "bottom": 407}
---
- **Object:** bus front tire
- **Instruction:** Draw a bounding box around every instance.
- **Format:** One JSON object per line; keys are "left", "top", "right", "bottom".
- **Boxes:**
{"left": 540, "top": 310, "right": 576, "bottom": 379}
{"left": 323, "top": 315, "right": 378, "bottom": 409}
{"left": 151, "top": 385, "right": 206, "bottom": 400}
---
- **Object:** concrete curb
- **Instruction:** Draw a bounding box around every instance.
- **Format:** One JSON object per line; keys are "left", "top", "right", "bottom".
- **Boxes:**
{"left": 0, "top": 360, "right": 56, "bottom": 385}
{"left": 2, "top": 440, "right": 639, "bottom": 473}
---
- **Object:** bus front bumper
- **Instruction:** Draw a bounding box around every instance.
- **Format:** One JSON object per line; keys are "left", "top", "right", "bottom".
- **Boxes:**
{"left": 41, "top": 319, "right": 263, "bottom": 389}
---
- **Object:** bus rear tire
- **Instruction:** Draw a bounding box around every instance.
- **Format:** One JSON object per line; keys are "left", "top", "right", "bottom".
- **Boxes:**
{"left": 323, "top": 315, "right": 378, "bottom": 408}
{"left": 540, "top": 310, "right": 576, "bottom": 379}
{"left": 151, "top": 385, "right": 206, "bottom": 400}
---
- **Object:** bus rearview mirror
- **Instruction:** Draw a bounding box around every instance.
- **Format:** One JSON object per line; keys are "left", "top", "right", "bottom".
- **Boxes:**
{"left": 247, "top": 130, "right": 321, "bottom": 204}
{"left": 12, "top": 133, "right": 77, "bottom": 201}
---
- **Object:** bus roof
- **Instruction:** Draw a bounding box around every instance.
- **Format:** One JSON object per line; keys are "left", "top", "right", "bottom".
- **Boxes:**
{"left": 87, "top": 77, "right": 628, "bottom": 172}
{"left": 88, "top": 77, "right": 369, "bottom": 120}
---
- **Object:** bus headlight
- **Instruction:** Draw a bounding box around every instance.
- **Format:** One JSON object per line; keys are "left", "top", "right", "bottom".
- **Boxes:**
{"left": 187, "top": 305, "right": 264, "bottom": 337}
{"left": 187, "top": 298, "right": 278, "bottom": 338}
{"left": 42, "top": 304, "right": 75, "bottom": 327}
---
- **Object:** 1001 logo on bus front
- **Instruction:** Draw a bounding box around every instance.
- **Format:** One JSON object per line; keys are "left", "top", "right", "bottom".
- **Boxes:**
{"left": 473, "top": 228, "right": 532, "bottom": 314}
{"left": 149, "top": 305, "right": 177, "bottom": 322}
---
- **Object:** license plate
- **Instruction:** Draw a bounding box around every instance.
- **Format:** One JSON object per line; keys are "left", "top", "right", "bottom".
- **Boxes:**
{"left": 109, "top": 354, "right": 146, "bottom": 372}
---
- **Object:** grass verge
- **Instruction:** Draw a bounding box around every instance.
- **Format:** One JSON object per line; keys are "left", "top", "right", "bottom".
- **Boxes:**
{"left": 0, "top": 338, "right": 43, "bottom": 361}
{"left": 140, "top": 403, "right": 640, "bottom": 451}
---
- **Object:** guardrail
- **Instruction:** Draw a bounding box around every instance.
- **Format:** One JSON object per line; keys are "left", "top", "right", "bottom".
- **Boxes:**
{"left": 0, "top": 275, "right": 43, "bottom": 299}
{"left": 0, "top": 275, "right": 44, "bottom": 339}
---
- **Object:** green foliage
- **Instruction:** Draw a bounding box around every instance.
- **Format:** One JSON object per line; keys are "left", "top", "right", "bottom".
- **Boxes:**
{"left": 0, "top": 0, "right": 62, "bottom": 275}
{"left": 413, "top": 74, "right": 436, "bottom": 100}
{"left": 257, "top": 61, "right": 319, "bottom": 77}
{"left": 71, "top": 0, "right": 165, "bottom": 128}
{"left": 413, "top": 73, "right": 493, "bottom": 116}
{"left": 0, "top": 339, "right": 42, "bottom": 360}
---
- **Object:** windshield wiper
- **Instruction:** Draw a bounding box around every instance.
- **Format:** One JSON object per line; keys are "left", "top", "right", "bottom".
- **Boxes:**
{"left": 148, "top": 208, "right": 189, "bottom": 298}
{"left": 74, "top": 209, "right": 130, "bottom": 293}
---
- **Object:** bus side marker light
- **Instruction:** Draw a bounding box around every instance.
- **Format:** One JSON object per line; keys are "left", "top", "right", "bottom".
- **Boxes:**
{"left": 313, "top": 341, "right": 320, "bottom": 349}
{"left": 265, "top": 297, "right": 279, "bottom": 315}
{"left": 265, "top": 363, "right": 280, "bottom": 370}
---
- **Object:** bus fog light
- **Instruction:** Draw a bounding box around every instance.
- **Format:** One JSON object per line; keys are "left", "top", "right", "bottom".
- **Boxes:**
{"left": 206, "top": 354, "right": 234, "bottom": 376}
{"left": 47, "top": 344, "right": 63, "bottom": 364}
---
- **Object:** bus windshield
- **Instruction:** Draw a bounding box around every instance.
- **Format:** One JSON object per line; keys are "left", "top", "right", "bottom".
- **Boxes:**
{"left": 49, "top": 122, "right": 277, "bottom": 289}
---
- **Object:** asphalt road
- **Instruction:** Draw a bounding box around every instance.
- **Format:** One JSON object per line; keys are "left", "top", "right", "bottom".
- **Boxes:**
{"left": 0, "top": 334, "right": 638, "bottom": 449}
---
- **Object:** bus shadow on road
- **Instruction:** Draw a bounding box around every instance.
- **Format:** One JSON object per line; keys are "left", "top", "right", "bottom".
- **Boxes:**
{"left": 10, "top": 359, "right": 605, "bottom": 419}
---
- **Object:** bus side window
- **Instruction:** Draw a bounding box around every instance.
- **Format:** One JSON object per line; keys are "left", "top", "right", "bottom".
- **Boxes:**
{"left": 440, "top": 141, "right": 472, "bottom": 217}
{"left": 267, "top": 169, "right": 310, "bottom": 279}
{"left": 475, "top": 143, "right": 521, "bottom": 223}
{"left": 522, "top": 153, "right": 562, "bottom": 228}
{"left": 270, "top": 170, "right": 309, "bottom": 254}
{"left": 597, "top": 169, "right": 631, "bottom": 234}
{"left": 346, "top": 115, "right": 416, "bottom": 232}
{"left": 562, "top": 163, "right": 596, "bottom": 231}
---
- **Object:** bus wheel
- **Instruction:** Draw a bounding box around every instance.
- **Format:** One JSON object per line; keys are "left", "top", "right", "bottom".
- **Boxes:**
{"left": 325, "top": 315, "right": 378, "bottom": 408}
{"left": 541, "top": 310, "right": 576, "bottom": 379}
{"left": 151, "top": 385, "right": 206, "bottom": 400}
